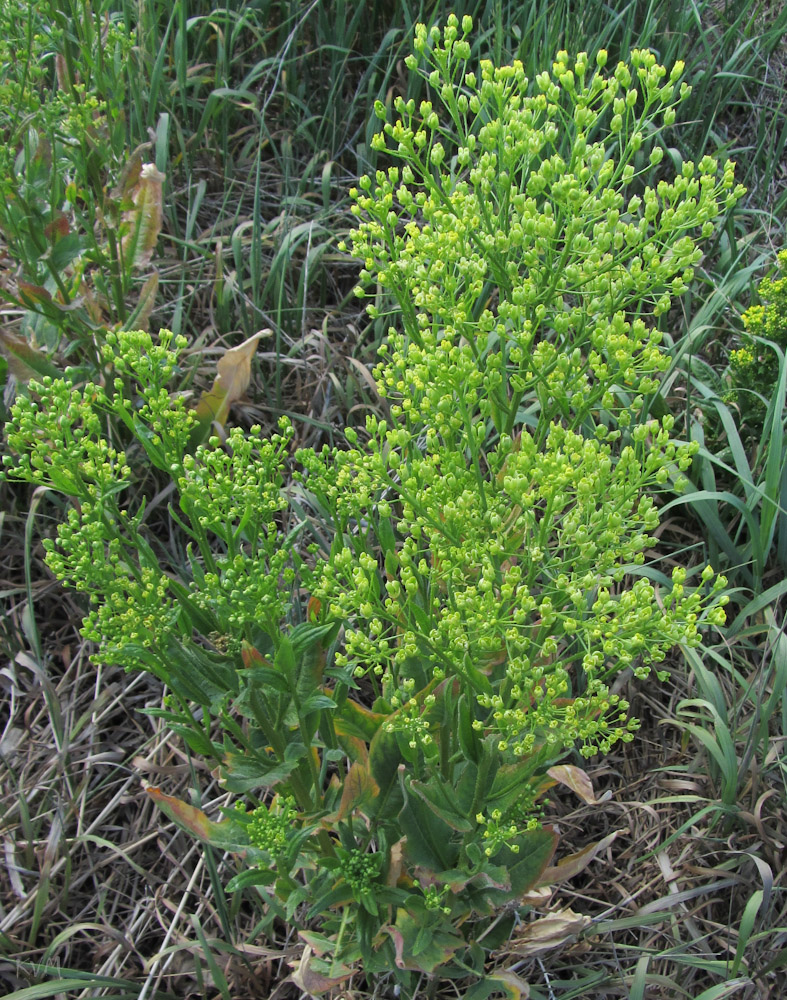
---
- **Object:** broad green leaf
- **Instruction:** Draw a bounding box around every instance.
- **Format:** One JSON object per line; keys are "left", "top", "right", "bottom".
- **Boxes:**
{"left": 220, "top": 747, "right": 302, "bottom": 793}
{"left": 398, "top": 780, "right": 459, "bottom": 872}
{"left": 410, "top": 775, "right": 474, "bottom": 832}
{"left": 367, "top": 721, "right": 402, "bottom": 817}
{"left": 385, "top": 907, "right": 464, "bottom": 973}
{"left": 478, "top": 827, "right": 559, "bottom": 904}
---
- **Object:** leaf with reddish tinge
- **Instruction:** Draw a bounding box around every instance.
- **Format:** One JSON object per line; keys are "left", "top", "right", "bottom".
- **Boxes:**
{"left": 121, "top": 162, "right": 165, "bottom": 270}
{"left": 540, "top": 829, "right": 625, "bottom": 885}
{"left": 337, "top": 762, "right": 379, "bottom": 820}
{"left": 501, "top": 908, "right": 592, "bottom": 957}
{"left": 145, "top": 785, "right": 240, "bottom": 848}
{"left": 191, "top": 330, "right": 270, "bottom": 442}
{"left": 0, "top": 329, "right": 61, "bottom": 382}
{"left": 546, "top": 764, "right": 600, "bottom": 804}
{"left": 333, "top": 694, "right": 390, "bottom": 744}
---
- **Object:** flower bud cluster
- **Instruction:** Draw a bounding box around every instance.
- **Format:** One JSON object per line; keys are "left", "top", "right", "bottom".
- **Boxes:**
{"left": 244, "top": 795, "right": 297, "bottom": 857}
{"left": 727, "top": 249, "right": 787, "bottom": 427}
{"left": 344, "top": 27, "right": 744, "bottom": 441}
{"left": 3, "top": 330, "right": 296, "bottom": 667}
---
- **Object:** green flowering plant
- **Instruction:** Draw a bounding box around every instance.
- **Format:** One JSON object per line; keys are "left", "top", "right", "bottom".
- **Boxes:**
{"left": 0, "top": 0, "right": 157, "bottom": 371}
{"left": 3, "top": 15, "right": 739, "bottom": 991}
{"left": 727, "top": 249, "right": 787, "bottom": 430}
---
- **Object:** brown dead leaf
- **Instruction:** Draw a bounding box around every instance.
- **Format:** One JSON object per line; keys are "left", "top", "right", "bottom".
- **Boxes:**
{"left": 540, "top": 828, "right": 626, "bottom": 885}
{"left": 191, "top": 329, "right": 271, "bottom": 440}
{"left": 386, "top": 837, "right": 406, "bottom": 887}
{"left": 520, "top": 885, "right": 553, "bottom": 907}
{"left": 289, "top": 945, "right": 355, "bottom": 997}
{"left": 502, "top": 907, "right": 592, "bottom": 958}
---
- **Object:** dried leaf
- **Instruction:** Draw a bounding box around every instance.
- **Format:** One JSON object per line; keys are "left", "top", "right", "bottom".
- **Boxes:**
{"left": 540, "top": 829, "right": 625, "bottom": 885}
{"left": 520, "top": 886, "right": 553, "bottom": 907}
{"left": 111, "top": 145, "right": 146, "bottom": 203}
{"left": 487, "top": 970, "right": 531, "bottom": 1000}
{"left": 191, "top": 330, "right": 270, "bottom": 439}
{"left": 44, "top": 214, "right": 69, "bottom": 241}
{"left": 386, "top": 837, "right": 406, "bottom": 887}
{"left": 546, "top": 764, "right": 600, "bottom": 804}
{"left": 121, "top": 162, "right": 165, "bottom": 270}
{"left": 503, "top": 908, "right": 592, "bottom": 958}
{"left": 288, "top": 946, "right": 355, "bottom": 997}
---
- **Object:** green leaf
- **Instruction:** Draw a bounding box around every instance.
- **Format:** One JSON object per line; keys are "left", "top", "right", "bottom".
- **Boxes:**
{"left": 486, "top": 759, "right": 541, "bottom": 813}
{"left": 368, "top": 722, "right": 403, "bottom": 818}
{"left": 385, "top": 906, "right": 464, "bottom": 973}
{"left": 410, "top": 775, "right": 474, "bottom": 832}
{"left": 220, "top": 748, "right": 302, "bottom": 793}
{"left": 398, "top": 779, "right": 460, "bottom": 872}
{"left": 226, "top": 867, "right": 277, "bottom": 892}
{"left": 494, "top": 827, "right": 559, "bottom": 898}
{"left": 457, "top": 694, "right": 482, "bottom": 763}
